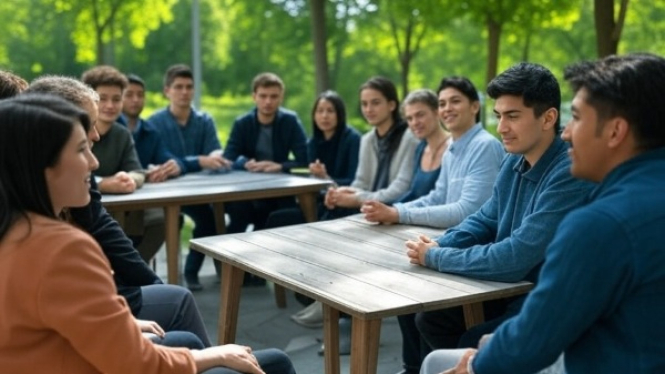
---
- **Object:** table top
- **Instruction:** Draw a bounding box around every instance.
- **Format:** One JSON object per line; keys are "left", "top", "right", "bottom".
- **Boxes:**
{"left": 191, "top": 215, "right": 533, "bottom": 320}
{"left": 101, "top": 171, "right": 330, "bottom": 210}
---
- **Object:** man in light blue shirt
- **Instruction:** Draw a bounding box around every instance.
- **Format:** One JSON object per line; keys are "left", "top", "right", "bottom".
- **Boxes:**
{"left": 363, "top": 77, "right": 503, "bottom": 229}
{"left": 400, "top": 63, "right": 594, "bottom": 374}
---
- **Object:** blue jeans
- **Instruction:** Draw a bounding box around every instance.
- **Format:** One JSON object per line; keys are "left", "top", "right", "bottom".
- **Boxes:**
{"left": 202, "top": 348, "right": 296, "bottom": 374}
{"left": 148, "top": 331, "right": 205, "bottom": 349}
{"left": 137, "top": 284, "right": 212, "bottom": 347}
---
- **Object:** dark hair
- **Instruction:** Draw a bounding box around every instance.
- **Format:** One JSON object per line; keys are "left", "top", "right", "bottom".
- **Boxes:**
{"left": 26, "top": 75, "right": 99, "bottom": 108}
{"left": 126, "top": 73, "right": 145, "bottom": 89}
{"left": 0, "top": 94, "right": 91, "bottom": 238}
{"left": 437, "top": 76, "right": 481, "bottom": 123}
{"left": 81, "top": 65, "right": 129, "bottom": 91}
{"left": 0, "top": 70, "right": 28, "bottom": 100}
{"left": 164, "top": 64, "right": 194, "bottom": 87}
{"left": 251, "top": 72, "right": 285, "bottom": 93}
{"left": 487, "top": 62, "right": 561, "bottom": 132}
{"left": 359, "top": 76, "right": 401, "bottom": 125}
{"left": 564, "top": 53, "right": 665, "bottom": 150}
{"left": 311, "top": 90, "right": 347, "bottom": 139}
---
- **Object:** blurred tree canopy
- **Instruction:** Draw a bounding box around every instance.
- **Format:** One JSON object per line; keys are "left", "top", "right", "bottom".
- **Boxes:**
{"left": 1, "top": 0, "right": 663, "bottom": 131}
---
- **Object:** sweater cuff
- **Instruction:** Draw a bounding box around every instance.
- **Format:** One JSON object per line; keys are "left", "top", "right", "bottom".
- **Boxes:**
{"left": 394, "top": 203, "right": 407, "bottom": 223}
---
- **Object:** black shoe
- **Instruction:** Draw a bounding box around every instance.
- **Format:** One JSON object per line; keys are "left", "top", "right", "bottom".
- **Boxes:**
{"left": 185, "top": 274, "right": 203, "bottom": 292}
{"left": 242, "top": 273, "right": 266, "bottom": 287}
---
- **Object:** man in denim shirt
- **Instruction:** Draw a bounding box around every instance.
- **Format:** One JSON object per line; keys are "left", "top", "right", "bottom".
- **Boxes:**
{"left": 148, "top": 64, "right": 229, "bottom": 291}
{"left": 400, "top": 63, "right": 594, "bottom": 374}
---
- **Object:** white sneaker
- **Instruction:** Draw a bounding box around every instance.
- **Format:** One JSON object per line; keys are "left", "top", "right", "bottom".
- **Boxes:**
{"left": 290, "top": 301, "right": 323, "bottom": 328}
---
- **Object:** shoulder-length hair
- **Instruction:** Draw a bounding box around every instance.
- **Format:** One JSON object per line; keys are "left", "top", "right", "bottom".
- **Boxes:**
{"left": 311, "top": 90, "right": 347, "bottom": 139}
{"left": 0, "top": 93, "right": 91, "bottom": 239}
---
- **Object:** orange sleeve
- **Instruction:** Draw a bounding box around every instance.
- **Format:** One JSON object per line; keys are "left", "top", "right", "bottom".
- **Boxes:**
{"left": 36, "top": 231, "right": 196, "bottom": 374}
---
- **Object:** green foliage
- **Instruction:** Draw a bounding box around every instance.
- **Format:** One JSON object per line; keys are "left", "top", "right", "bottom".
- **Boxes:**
{"left": 1, "top": 0, "right": 665, "bottom": 142}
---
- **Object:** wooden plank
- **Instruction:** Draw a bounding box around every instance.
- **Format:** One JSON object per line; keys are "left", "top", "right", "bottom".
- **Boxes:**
{"left": 192, "top": 236, "right": 421, "bottom": 318}
{"left": 270, "top": 225, "right": 530, "bottom": 297}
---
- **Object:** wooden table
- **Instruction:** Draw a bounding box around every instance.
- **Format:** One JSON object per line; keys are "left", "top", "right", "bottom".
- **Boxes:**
{"left": 102, "top": 171, "right": 330, "bottom": 284}
{"left": 190, "top": 215, "right": 533, "bottom": 374}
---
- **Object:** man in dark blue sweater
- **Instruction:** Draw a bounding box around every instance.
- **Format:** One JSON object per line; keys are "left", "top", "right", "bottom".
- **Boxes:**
{"left": 222, "top": 72, "right": 308, "bottom": 286}
{"left": 422, "top": 53, "right": 665, "bottom": 374}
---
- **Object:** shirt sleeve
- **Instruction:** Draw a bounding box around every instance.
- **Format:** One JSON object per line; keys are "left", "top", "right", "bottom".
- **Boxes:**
{"left": 280, "top": 115, "right": 308, "bottom": 172}
{"left": 333, "top": 130, "right": 361, "bottom": 187}
{"left": 38, "top": 235, "right": 195, "bottom": 374}
{"left": 473, "top": 209, "right": 633, "bottom": 374}
{"left": 201, "top": 114, "right": 222, "bottom": 155}
{"left": 425, "top": 166, "right": 591, "bottom": 282}
{"left": 395, "top": 141, "right": 504, "bottom": 228}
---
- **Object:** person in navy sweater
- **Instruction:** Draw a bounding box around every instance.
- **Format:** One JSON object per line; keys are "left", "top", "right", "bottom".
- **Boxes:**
{"left": 400, "top": 63, "right": 595, "bottom": 374}
{"left": 423, "top": 52, "right": 665, "bottom": 374}
{"left": 148, "top": 64, "right": 229, "bottom": 291}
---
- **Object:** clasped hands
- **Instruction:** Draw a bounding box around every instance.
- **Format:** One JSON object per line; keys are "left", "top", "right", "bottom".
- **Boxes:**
{"left": 405, "top": 234, "right": 437, "bottom": 266}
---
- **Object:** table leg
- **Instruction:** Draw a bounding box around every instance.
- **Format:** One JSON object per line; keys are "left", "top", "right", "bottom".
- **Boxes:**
{"left": 463, "top": 302, "right": 485, "bottom": 329}
{"left": 350, "top": 317, "right": 382, "bottom": 374}
{"left": 322, "top": 305, "right": 340, "bottom": 374}
{"left": 164, "top": 205, "right": 181, "bottom": 285}
{"left": 218, "top": 262, "right": 244, "bottom": 344}
{"left": 212, "top": 202, "right": 226, "bottom": 235}
{"left": 297, "top": 192, "right": 318, "bottom": 223}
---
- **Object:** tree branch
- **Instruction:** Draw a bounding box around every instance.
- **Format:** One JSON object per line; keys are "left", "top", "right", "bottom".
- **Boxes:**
{"left": 612, "top": 0, "right": 629, "bottom": 41}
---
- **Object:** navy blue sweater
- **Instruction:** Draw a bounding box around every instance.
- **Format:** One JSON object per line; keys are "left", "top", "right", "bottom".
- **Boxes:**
{"left": 475, "top": 147, "right": 665, "bottom": 374}
{"left": 307, "top": 125, "right": 361, "bottom": 186}
{"left": 224, "top": 107, "right": 308, "bottom": 172}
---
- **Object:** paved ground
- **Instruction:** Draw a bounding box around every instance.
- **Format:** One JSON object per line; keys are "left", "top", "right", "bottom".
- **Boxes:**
{"left": 154, "top": 249, "right": 404, "bottom": 374}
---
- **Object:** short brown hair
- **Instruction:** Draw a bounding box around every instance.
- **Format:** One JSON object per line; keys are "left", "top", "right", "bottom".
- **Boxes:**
{"left": 81, "top": 65, "right": 128, "bottom": 91}
{"left": 251, "top": 72, "right": 284, "bottom": 93}
{"left": 164, "top": 64, "right": 193, "bottom": 87}
{"left": 0, "top": 70, "right": 29, "bottom": 100}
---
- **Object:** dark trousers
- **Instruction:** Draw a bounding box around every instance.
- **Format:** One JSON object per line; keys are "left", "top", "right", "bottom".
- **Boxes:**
{"left": 399, "top": 296, "right": 523, "bottom": 373}
{"left": 226, "top": 197, "right": 297, "bottom": 233}
{"left": 202, "top": 348, "right": 296, "bottom": 374}
{"left": 137, "top": 284, "right": 212, "bottom": 347}
{"left": 181, "top": 204, "right": 220, "bottom": 281}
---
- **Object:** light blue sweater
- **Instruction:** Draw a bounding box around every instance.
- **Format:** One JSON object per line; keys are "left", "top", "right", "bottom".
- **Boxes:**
{"left": 393, "top": 124, "right": 504, "bottom": 228}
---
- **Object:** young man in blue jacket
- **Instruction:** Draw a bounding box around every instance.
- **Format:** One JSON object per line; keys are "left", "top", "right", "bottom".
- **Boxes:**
{"left": 148, "top": 64, "right": 229, "bottom": 290}
{"left": 399, "top": 63, "right": 595, "bottom": 374}
{"left": 422, "top": 52, "right": 665, "bottom": 374}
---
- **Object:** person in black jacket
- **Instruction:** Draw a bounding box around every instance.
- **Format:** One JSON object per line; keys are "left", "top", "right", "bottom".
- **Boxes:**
{"left": 25, "top": 75, "right": 212, "bottom": 347}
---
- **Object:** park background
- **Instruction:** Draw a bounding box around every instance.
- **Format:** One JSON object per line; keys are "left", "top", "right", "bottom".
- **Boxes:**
{"left": 0, "top": 0, "right": 658, "bottom": 246}
{"left": 1, "top": 0, "right": 660, "bottom": 141}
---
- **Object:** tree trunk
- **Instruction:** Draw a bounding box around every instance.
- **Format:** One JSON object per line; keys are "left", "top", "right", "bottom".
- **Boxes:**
{"left": 594, "top": 0, "right": 629, "bottom": 57}
{"left": 310, "top": 0, "right": 330, "bottom": 94}
{"left": 486, "top": 15, "right": 502, "bottom": 85}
